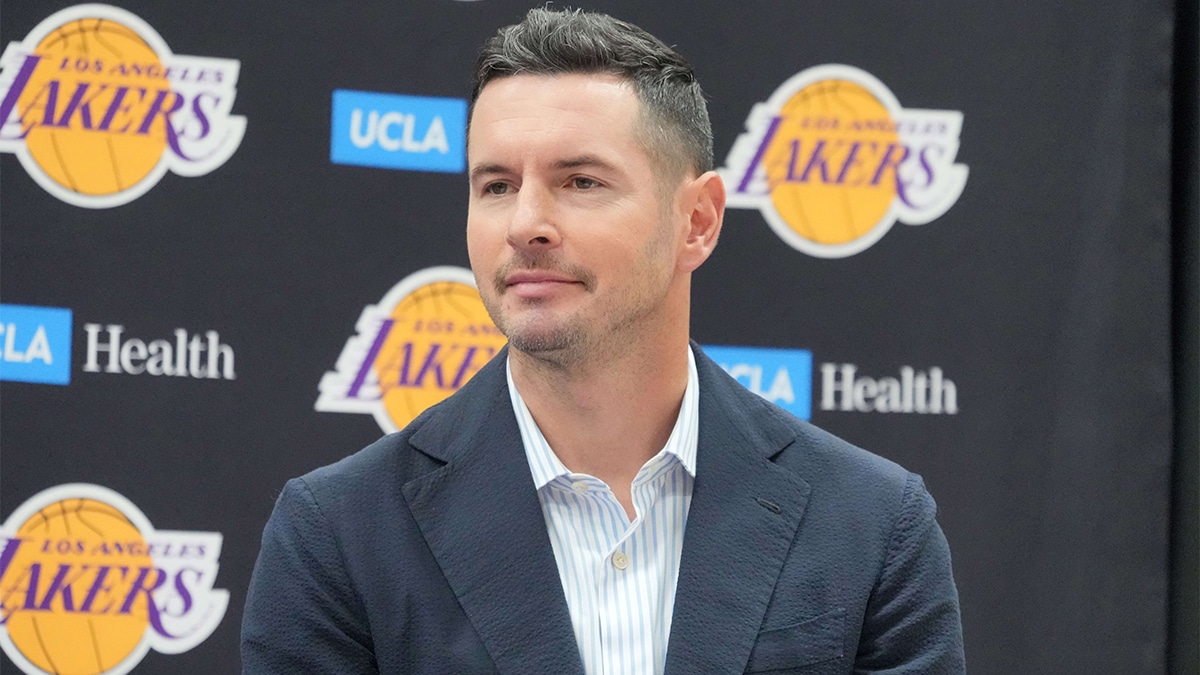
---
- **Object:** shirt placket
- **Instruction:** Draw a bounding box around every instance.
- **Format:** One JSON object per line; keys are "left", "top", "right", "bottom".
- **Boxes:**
{"left": 554, "top": 475, "right": 629, "bottom": 673}
{"left": 596, "top": 462, "right": 670, "bottom": 675}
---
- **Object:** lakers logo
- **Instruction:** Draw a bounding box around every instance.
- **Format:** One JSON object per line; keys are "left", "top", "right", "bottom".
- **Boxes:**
{"left": 0, "top": 483, "right": 228, "bottom": 675}
{"left": 0, "top": 5, "right": 246, "bottom": 208}
{"left": 719, "top": 65, "right": 968, "bottom": 258}
{"left": 316, "top": 266, "right": 508, "bottom": 432}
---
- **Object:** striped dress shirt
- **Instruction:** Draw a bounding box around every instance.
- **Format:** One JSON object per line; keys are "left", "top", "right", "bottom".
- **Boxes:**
{"left": 507, "top": 348, "right": 699, "bottom": 675}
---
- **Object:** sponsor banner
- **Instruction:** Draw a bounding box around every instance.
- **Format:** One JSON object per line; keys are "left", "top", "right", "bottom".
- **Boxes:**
{"left": 82, "top": 323, "right": 235, "bottom": 379}
{"left": 0, "top": 304, "right": 72, "bottom": 385}
{"left": 0, "top": 483, "right": 228, "bottom": 675}
{"left": 819, "top": 362, "right": 958, "bottom": 414}
{"left": 719, "top": 64, "right": 968, "bottom": 258}
{"left": 703, "top": 344, "right": 813, "bottom": 420}
{"left": 330, "top": 89, "right": 466, "bottom": 173}
{"left": 0, "top": 4, "right": 246, "bottom": 208}
{"left": 316, "top": 266, "right": 507, "bottom": 432}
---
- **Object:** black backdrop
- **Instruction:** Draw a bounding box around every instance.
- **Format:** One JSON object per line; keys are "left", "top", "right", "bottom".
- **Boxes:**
{"left": 0, "top": 1, "right": 1182, "bottom": 673}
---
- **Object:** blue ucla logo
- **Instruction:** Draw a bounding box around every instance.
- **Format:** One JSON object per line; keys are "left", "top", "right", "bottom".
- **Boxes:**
{"left": 703, "top": 345, "right": 813, "bottom": 420}
{"left": 0, "top": 304, "right": 72, "bottom": 385}
{"left": 330, "top": 89, "right": 467, "bottom": 173}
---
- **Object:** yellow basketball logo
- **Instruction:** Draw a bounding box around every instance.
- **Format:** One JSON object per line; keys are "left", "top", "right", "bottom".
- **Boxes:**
{"left": 719, "top": 65, "right": 967, "bottom": 257}
{"left": 316, "top": 267, "right": 508, "bottom": 432}
{"left": 0, "top": 484, "right": 228, "bottom": 675}
{"left": 0, "top": 5, "right": 246, "bottom": 208}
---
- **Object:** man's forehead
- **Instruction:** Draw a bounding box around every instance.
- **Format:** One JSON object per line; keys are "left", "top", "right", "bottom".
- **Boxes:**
{"left": 470, "top": 72, "right": 640, "bottom": 131}
{"left": 467, "top": 73, "right": 647, "bottom": 164}
{"left": 475, "top": 71, "right": 634, "bottom": 102}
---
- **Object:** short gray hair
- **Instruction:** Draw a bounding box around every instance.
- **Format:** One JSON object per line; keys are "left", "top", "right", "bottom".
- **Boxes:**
{"left": 470, "top": 8, "right": 713, "bottom": 179}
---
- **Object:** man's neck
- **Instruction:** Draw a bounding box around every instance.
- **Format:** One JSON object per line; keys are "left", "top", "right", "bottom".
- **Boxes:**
{"left": 509, "top": 336, "right": 691, "bottom": 512}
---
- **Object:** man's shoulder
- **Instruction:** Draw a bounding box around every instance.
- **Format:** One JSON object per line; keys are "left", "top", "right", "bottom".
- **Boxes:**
{"left": 714, "top": 369, "right": 939, "bottom": 554}
{"left": 778, "top": 406, "right": 910, "bottom": 488}
{"left": 295, "top": 349, "right": 511, "bottom": 508}
{"left": 289, "top": 428, "right": 432, "bottom": 520}
{"left": 694, "top": 345, "right": 916, "bottom": 506}
{"left": 296, "top": 355, "right": 511, "bottom": 511}
{"left": 752, "top": 391, "right": 913, "bottom": 497}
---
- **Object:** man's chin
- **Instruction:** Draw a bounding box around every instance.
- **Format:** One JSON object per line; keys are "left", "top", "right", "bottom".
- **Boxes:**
{"left": 508, "top": 331, "right": 576, "bottom": 355}
{"left": 504, "top": 318, "right": 588, "bottom": 355}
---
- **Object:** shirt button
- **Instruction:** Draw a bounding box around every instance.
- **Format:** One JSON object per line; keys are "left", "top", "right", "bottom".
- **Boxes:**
{"left": 611, "top": 551, "right": 629, "bottom": 570}
{"left": 571, "top": 481, "right": 589, "bottom": 494}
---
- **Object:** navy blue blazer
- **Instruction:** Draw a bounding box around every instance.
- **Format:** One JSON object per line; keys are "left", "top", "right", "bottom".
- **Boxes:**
{"left": 242, "top": 346, "right": 965, "bottom": 673}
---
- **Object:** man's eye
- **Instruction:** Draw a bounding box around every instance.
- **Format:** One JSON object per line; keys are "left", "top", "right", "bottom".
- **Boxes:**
{"left": 484, "top": 182, "right": 510, "bottom": 195}
{"left": 572, "top": 177, "right": 599, "bottom": 189}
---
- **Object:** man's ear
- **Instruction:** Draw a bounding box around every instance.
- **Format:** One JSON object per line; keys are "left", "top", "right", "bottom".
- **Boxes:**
{"left": 678, "top": 171, "right": 726, "bottom": 273}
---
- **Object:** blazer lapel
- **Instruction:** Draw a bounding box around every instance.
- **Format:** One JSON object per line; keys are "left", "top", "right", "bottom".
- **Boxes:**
{"left": 664, "top": 348, "right": 812, "bottom": 674}
{"left": 401, "top": 351, "right": 585, "bottom": 675}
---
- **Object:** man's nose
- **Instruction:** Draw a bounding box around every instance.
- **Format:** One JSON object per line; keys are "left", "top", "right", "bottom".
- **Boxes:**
{"left": 506, "top": 185, "right": 561, "bottom": 249}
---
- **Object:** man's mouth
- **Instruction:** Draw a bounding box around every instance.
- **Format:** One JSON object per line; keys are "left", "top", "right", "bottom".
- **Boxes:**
{"left": 503, "top": 271, "right": 583, "bottom": 298}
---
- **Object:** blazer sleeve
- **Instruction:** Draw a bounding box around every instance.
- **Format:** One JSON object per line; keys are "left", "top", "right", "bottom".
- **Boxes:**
{"left": 241, "top": 478, "right": 378, "bottom": 674}
{"left": 854, "top": 473, "right": 966, "bottom": 674}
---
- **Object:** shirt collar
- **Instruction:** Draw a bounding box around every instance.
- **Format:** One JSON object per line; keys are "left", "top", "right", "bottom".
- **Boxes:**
{"left": 508, "top": 346, "right": 700, "bottom": 490}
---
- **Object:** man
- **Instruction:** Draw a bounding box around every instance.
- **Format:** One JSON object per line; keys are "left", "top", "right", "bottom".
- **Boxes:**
{"left": 242, "top": 8, "right": 964, "bottom": 674}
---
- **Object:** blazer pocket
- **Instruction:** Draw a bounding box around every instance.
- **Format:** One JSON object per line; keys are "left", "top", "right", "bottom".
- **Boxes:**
{"left": 745, "top": 607, "right": 845, "bottom": 673}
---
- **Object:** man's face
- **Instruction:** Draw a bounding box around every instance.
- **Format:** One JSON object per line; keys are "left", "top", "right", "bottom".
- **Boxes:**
{"left": 466, "top": 73, "right": 685, "bottom": 361}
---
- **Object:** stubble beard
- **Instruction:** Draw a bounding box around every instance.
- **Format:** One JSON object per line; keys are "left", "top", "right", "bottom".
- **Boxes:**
{"left": 480, "top": 224, "right": 676, "bottom": 369}
{"left": 480, "top": 250, "right": 595, "bottom": 365}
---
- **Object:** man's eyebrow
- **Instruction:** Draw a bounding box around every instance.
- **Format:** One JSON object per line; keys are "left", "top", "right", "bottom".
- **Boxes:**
{"left": 552, "top": 155, "right": 619, "bottom": 173}
{"left": 468, "top": 163, "right": 509, "bottom": 182}
{"left": 468, "top": 155, "right": 621, "bottom": 182}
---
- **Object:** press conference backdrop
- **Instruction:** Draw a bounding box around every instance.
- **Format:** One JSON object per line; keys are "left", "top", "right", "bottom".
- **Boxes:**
{"left": 0, "top": 1, "right": 1178, "bottom": 673}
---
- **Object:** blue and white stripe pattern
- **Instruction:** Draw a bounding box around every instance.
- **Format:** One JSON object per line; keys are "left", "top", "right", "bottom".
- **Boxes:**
{"left": 507, "top": 348, "right": 700, "bottom": 675}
